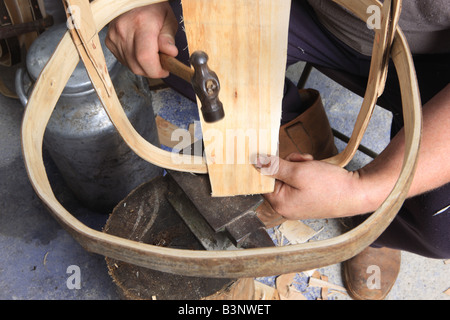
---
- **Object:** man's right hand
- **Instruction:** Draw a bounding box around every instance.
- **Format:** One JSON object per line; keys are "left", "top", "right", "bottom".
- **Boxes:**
{"left": 105, "top": 2, "right": 178, "bottom": 79}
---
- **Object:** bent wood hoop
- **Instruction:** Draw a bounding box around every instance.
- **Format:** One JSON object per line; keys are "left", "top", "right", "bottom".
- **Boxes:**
{"left": 21, "top": 0, "right": 421, "bottom": 278}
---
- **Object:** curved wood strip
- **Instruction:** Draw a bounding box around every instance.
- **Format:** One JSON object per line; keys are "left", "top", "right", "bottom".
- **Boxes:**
{"left": 323, "top": 0, "right": 401, "bottom": 167}
{"left": 21, "top": 0, "right": 421, "bottom": 278}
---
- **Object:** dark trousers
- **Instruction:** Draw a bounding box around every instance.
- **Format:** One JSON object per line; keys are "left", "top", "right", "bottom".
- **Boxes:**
{"left": 167, "top": 0, "right": 450, "bottom": 259}
{"left": 287, "top": 0, "right": 450, "bottom": 259}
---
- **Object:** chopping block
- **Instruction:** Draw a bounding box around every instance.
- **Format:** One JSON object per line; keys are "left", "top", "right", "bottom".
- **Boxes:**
{"left": 103, "top": 168, "right": 275, "bottom": 300}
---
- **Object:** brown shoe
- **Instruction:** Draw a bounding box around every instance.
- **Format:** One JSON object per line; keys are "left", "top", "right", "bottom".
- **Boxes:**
{"left": 343, "top": 246, "right": 401, "bottom": 300}
{"left": 278, "top": 89, "right": 338, "bottom": 160}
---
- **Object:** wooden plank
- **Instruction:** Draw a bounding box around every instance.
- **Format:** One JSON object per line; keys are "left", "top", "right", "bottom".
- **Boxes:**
{"left": 182, "top": 0, "right": 291, "bottom": 196}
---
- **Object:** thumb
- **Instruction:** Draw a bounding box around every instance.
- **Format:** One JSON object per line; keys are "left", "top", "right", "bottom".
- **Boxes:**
{"left": 158, "top": 14, "right": 178, "bottom": 57}
{"left": 255, "top": 155, "right": 297, "bottom": 186}
{"left": 158, "top": 33, "right": 178, "bottom": 57}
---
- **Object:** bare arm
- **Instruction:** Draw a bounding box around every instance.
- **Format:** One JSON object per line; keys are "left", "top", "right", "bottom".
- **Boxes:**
{"left": 357, "top": 83, "right": 450, "bottom": 212}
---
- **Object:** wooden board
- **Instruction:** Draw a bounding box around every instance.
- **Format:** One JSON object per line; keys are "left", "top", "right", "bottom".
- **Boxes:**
{"left": 182, "top": 0, "right": 291, "bottom": 196}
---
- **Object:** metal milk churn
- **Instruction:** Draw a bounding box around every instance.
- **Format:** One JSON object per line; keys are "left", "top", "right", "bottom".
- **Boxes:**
{"left": 16, "top": 23, "right": 163, "bottom": 211}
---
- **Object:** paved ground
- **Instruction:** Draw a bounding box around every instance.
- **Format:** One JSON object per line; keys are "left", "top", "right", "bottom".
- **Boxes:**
{"left": 0, "top": 57, "right": 448, "bottom": 300}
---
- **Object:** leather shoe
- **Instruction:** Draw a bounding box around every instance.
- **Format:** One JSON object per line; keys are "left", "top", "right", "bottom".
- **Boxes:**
{"left": 278, "top": 88, "right": 338, "bottom": 160}
{"left": 343, "top": 246, "right": 401, "bottom": 300}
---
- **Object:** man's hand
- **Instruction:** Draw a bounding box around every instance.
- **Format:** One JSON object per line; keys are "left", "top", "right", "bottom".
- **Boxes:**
{"left": 256, "top": 153, "right": 365, "bottom": 220}
{"left": 105, "top": 2, "right": 178, "bottom": 78}
{"left": 260, "top": 83, "right": 450, "bottom": 221}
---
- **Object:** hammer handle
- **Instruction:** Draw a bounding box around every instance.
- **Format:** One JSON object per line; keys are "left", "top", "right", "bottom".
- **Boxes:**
{"left": 159, "top": 52, "right": 194, "bottom": 83}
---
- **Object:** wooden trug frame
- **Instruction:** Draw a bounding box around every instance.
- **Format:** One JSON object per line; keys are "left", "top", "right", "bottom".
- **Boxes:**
{"left": 21, "top": 0, "right": 421, "bottom": 278}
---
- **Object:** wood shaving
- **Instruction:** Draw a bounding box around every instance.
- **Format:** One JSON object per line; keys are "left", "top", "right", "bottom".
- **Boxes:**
{"left": 254, "top": 281, "right": 280, "bottom": 300}
{"left": 308, "top": 277, "right": 347, "bottom": 294}
{"left": 276, "top": 273, "right": 307, "bottom": 300}
{"left": 278, "top": 220, "right": 322, "bottom": 245}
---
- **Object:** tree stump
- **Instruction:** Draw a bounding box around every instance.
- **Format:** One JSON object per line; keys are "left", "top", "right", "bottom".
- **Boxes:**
{"left": 103, "top": 176, "right": 254, "bottom": 300}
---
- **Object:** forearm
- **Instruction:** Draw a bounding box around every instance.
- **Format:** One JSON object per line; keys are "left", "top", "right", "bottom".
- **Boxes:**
{"left": 356, "top": 84, "right": 450, "bottom": 213}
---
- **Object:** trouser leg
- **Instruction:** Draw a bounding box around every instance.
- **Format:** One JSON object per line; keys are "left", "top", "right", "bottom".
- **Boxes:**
{"left": 371, "top": 183, "right": 450, "bottom": 259}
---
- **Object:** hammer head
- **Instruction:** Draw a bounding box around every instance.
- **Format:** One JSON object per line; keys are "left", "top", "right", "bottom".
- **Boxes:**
{"left": 190, "top": 51, "right": 225, "bottom": 123}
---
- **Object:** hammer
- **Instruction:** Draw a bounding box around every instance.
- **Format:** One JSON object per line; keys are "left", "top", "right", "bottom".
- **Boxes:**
{"left": 160, "top": 51, "right": 225, "bottom": 123}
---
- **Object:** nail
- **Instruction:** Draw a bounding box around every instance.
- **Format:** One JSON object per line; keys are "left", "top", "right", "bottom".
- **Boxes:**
{"left": 254, "top": 155, "right": 268, "bottom": 168}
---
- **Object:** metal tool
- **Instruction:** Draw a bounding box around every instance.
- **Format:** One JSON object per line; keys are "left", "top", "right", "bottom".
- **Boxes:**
{"left": 164, "top": 144, "right": 275, "bottom": 251}
{"left": 166, "top": 185, "right": 236, "bottom": 251}
{"left": 166, "top": 170, "right": 275, "bottom": 250}
{"left": 160, "top": 51, "right": 225, "bottom": 123}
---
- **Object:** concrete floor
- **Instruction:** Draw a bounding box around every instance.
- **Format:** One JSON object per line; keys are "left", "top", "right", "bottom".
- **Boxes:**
{"left": 0, "top": 58, "right": 448, "bottom": 300}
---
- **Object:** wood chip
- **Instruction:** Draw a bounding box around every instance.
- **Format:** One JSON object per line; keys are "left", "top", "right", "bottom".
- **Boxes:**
{"left": 308, "top": 277, "right": 347, "bottom": 294}
{"left": 155, "top": 116, "right": 195, "bottom": 149}
{"left": 320, "top": 275, "right": 329, "bottom": 300}
{"left": 302, "top": 269, "right": 317, "bottom": 277}
{"left": 276, "top": 273, "right": 296, "bottom": 292}
{"left": 278, "top": 220, "right": 322, "bottom": 244}
{"left": 254, "top": 281, "right": 280, "bottom": 300}
{"left": 444, "top": 288, "right": 450, "bottom": 296}
{"left": 276, "top": 273, "right": 307, "bottom": 300}
{"left": 444, "top": 259, "right": 450, "bottom": 265}
{"left": 311, "top": 270, "right": 322, "bottom": 279}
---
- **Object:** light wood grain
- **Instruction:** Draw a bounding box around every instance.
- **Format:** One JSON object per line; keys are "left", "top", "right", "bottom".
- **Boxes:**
{"left": 182, "top": 0, "right": 291, "bottom": 196}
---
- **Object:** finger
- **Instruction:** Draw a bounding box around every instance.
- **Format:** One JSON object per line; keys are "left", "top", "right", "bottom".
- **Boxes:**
{"left": 158, "top": 11, "right": 178, "bottom": 58}
{"left": 106, "top": 22, "right": 152, "bottom": 77}
{"left": 263, "top": 180, "right": 300, "bottom": 219}
{"left": 158, "top": 33, "right": 178, "bottom": 58}
{"left": 271, "top": 179, "right": 284, "bottom": 196}
{"left": 255, "top": 155, "right": 300, "bottom": 187}
{"left": 105, "top": 26, "right": 129, "bottom": 68}
{"left": 104, "top": 35, "right": 122, "bottom": 63}
{"left": 134, "top": 30, "right": 170, "bottom": 78}
{"left": 262, "top": 180, "right": 282, "bottom": 206}
{"left": 285, "top": 152, "right": 314, "bottom": 162}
